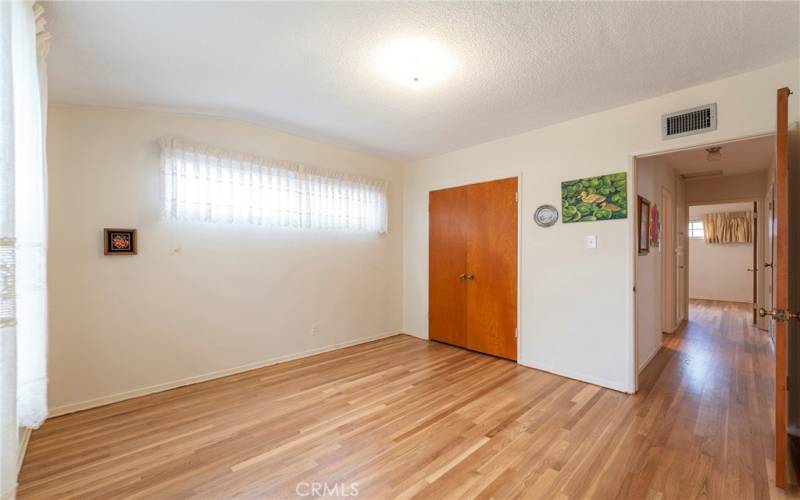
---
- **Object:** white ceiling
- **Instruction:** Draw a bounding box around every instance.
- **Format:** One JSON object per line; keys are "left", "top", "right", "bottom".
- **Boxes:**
{"left": 44, "top": 1, "right": 800, "bottom": 160}
{"left": 660, "top": 134, "right": 775, "bottom": 178}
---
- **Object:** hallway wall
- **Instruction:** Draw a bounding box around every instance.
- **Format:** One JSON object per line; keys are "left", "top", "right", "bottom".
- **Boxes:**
{"left": 635, "top": 156, "right": 677, "bottom": 371}
{"left": 688, "top": 202, "right": 753, "bottom": 303}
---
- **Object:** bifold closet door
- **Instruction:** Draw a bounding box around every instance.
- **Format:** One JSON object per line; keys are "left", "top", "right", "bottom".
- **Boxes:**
{"left": 466, "top": 178, "right": 518, "bottom": 360}
{"left": 429, "top": 185, "right": 468, "bottom": 348}
{"left": 429, "top": 177, "right": 518, "bottom": 361}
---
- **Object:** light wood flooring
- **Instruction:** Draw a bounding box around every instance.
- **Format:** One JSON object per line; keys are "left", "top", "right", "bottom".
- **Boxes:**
{"left": 18, "top": 300, "right": 791, "bottom": 498}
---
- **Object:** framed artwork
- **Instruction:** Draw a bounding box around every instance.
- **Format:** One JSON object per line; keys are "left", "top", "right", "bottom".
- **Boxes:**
{"left": 561, "top": 172, "right": 627, "bottom": 223}
{"left": 637, "top": 196, "right": 651, "bottom": 255}
{"left": 649, "top": 203, "right": 661, "bottom": 248}
{"left": 104, "top": 228, "right": 137, "bottom": 255}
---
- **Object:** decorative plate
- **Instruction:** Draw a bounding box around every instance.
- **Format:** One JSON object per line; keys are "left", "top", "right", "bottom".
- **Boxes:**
{"left": 534, "top": 204, "right": 559, "bottom": 227}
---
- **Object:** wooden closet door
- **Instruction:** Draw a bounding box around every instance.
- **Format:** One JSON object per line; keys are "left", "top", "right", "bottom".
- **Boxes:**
{"left": 429, "top": 186, "right": 468, "bottom": 347}
{"left": 466, "top": 177, "right": 518, "bottom": 360}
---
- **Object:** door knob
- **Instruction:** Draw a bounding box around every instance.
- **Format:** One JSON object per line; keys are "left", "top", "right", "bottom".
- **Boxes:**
{"left": 759, "top": 307, "right": 800, "bottom": 321}
{"left": 764, "top": 262, "right": 773, "bottom": 268}
{"left": 465, "top": 274, "right": 475, "bottom": 280}
{"left": 458, "top": 273, "right": 466, "bottom": 280}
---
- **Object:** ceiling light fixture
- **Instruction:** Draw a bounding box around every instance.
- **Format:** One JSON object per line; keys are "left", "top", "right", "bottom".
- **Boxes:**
{"left": 375, "top": 38, "right": 456, "bottom": 89}
{"left": 705, "top": 146, "right": 722, "bottom": 162}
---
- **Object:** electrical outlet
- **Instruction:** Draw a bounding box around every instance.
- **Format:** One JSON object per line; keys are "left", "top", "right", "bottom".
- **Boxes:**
{"left": 311, "top": 325, "right": 319, "bottom": 336}
{"left": 585, "top": 235, "right": 597, "bottom": 249}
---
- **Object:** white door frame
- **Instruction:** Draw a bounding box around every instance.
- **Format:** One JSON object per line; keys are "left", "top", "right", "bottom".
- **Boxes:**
{"left": 660, "top": 187, "right": 676, "bottom": 334}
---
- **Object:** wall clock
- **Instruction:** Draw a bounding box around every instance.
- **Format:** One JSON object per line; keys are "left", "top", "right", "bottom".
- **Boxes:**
{"left": 534, "top": 205, "right": 559, "bottom": 227}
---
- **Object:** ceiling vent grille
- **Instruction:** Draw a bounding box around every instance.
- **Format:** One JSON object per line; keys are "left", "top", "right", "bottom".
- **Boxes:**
{"left": 661, "top": 103, "right": 717, "bottom": 140}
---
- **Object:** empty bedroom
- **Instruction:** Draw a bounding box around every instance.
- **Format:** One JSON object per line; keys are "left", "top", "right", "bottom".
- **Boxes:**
{"left": 2, "top": 1, "right": 800, "bottom": 498}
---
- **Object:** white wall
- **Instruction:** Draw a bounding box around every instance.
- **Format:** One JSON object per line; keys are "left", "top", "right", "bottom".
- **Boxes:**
{"left": 403, "top": 59, "right": 799, "bottom": 393}
{"left": 47, "top": 105, "right": 404, "bottom": 414}
{"left": 688, "top": 203, "right": 754, "bottom": 303}
{"left": 635, "top": 156, "right": 676, "bottom": 372}
{"left": 685, "top": 171, "right": 767, "bottom": 205}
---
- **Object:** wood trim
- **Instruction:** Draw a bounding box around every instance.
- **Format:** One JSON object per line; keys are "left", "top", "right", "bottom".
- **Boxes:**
{"left": 753, "top": 200, "right": 758, "bottom": 324}
{"left": 775, "top": 86, "right": 790, "bottom": 489}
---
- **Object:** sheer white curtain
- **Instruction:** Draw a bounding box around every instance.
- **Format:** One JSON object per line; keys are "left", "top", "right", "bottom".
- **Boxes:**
{"left": 160, "top": 138, "right": 389, "bottom": 233}
{"left": 0, "top": 3, "right": 18, "bottom": 496}
{"left": 1, "top": 1, "right": 48, "bottom": 497}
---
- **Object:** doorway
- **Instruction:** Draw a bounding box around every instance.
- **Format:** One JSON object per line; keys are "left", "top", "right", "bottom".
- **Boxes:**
{"left": 687, "top": 201, "right": 756, "bottom": 306}
{"left": 634, "top": 133, "right": 775, "bottom": 374}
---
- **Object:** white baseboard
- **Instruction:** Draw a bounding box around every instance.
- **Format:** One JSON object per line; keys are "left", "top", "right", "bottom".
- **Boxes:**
{"left": 18, "top": 427, "right": 31, "bottom": 472}
{"left": 518, "top": 358, "right": 634, "bottom": 394}
{"left": 638, "top": 345, "right": 662, "bottom": 373}
{"left": 49, "top": 330, "right": 405, "bottom": 418}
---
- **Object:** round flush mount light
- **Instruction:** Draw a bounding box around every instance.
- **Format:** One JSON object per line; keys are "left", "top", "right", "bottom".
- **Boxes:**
{"left": 374, "top": 38, "right": 456, "bottom": 89}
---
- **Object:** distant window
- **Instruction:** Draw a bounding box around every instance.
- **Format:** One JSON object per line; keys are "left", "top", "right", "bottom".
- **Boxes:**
{"left": 688, "top": 219, "right": 704, "bottom": 239}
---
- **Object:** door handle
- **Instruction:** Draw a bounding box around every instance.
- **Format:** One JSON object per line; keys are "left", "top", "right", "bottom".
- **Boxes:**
{"left": 458, "top": 273, "right": 466, "bottom": 280}
{"left": 747, "top": 268, "right": 757, "bottom": 272}
{"left": 764, "top": 262, "right": 773, "bottom": 268}
{"left": 465, "top": 274, "right": 475, "bottom": 280}
{"left": 759, "top": 307, "right": 800, "bottom": 321}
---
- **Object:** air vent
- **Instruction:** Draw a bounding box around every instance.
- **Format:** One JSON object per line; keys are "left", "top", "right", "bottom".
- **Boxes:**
{"left": 662, "top": 103, "right": 717, "bottom": 139}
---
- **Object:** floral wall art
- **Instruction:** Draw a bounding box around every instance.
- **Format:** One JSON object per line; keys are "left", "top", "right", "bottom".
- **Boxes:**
{"left": 649, "top": 203, "right": 660, "bottom": 248}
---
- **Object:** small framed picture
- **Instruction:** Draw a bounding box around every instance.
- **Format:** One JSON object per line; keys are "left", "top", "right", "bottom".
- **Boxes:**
{"left": 637, "top": 196, "right": 651, "bottom": 255}
{"left": 104, "top": 228, "right": 137, "bottom": 255}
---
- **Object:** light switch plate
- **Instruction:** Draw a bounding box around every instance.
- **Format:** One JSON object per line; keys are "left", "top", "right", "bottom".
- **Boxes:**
{"left": 585, "top": 235, "right": 597, "bottom": 249}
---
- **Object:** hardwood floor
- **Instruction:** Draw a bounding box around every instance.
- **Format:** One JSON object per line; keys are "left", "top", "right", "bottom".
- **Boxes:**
{"left": 18, "top": 300, "right": 791, "bottom": 498}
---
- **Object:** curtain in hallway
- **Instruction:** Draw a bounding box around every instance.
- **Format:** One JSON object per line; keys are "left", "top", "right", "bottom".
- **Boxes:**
{"left": 702, "top": 211, "right": 752, "bottom": 244}
{"left": 1, "top": 1, "right": 49, "bottom": 497}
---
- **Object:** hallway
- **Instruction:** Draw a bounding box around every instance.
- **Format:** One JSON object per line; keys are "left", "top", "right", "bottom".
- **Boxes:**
{"left": 635, "top": 299, "right": 785, "bottom": 498}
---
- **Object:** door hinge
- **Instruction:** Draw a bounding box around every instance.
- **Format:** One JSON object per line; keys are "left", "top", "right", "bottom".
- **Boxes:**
{"left": 515, "top": 327, "right": 518, "bottom": 339}
{"left": 515, "top": 192, "right": 518, "bottom": 203}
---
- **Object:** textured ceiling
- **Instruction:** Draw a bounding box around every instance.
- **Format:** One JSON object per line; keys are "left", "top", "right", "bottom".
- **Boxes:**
{"left": 44, "top": 1, "right": 800, "bottom": 160}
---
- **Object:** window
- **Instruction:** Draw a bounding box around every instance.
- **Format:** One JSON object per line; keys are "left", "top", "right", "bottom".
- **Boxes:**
{"left": 160, "top": 138, "right": 389, "bottom": 233}
{"left": 688, "top": 219, "right": 704, "bottom": 239}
